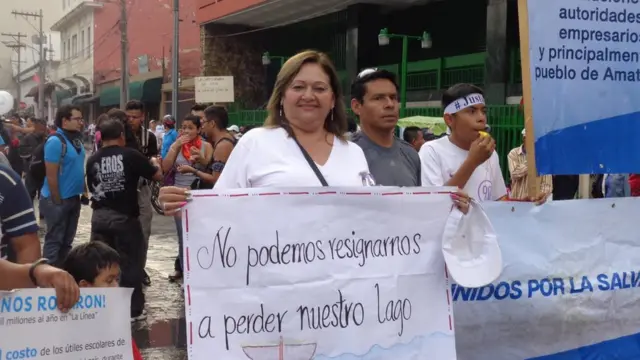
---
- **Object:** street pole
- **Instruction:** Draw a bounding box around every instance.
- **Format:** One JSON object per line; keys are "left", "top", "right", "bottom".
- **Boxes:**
{"left": 119, "top": 0, "right": 129, "bottom": 108}
{"left": 400, "top": 36, "right": 408, "bottom": 118}
{"left": 171, "top": 0, "right": 179, "bottom": 123}
{"left": 11, "top": 10, "right": 45, "bottom": 117}
{"left": 1, "top": 32, "right": 26, "bottom": 109}
{"left": 38, "top": 9, "right": 44, "bottom": 118}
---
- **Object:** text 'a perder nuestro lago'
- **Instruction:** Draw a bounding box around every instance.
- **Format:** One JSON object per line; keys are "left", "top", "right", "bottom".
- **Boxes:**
{"left": 535, "top": 1, "right": 640, "bottom": 82}
{"left": 194, "top": 227, "right": 425, "bottom": 350}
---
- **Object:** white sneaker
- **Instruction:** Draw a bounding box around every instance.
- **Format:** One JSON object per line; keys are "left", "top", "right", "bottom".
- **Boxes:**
{"left": 131, "top": 309, "right": 147, "bottom": 323}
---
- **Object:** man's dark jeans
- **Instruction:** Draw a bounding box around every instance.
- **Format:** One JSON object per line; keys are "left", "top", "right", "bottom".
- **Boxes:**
{"left": 41, "top": 196, "right": 81, "bottom": 266}
{"left": 91, "top": 208, "right": 145, "bottom": 318}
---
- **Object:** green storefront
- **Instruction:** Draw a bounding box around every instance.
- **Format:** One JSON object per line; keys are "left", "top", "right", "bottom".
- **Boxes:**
{"left": 98, "top": 77, "right": 163, "bottom": 108}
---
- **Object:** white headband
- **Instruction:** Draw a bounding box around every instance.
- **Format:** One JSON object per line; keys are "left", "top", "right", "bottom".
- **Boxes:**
{"left": 443, "top": 93, "right": 485, "bottom": 115}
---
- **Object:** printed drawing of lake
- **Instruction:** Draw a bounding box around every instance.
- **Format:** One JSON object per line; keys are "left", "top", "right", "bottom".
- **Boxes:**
{"left": 242, "top": 337, "right": 317, "bottom": 360}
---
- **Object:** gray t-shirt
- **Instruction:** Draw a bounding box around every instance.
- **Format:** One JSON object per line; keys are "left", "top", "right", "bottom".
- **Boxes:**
{"left": 351, "top": 132, "right": 421, "bottom": 186}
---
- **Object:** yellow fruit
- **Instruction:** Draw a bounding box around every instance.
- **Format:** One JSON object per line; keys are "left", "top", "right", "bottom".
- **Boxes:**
{"left": 479, "top": 131, "right": 489, "bottom": 137}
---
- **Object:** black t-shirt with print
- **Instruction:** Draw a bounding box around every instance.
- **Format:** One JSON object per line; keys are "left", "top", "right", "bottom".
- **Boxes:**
{"left": 86, "top": 145, "right": 157, "bottom": 217}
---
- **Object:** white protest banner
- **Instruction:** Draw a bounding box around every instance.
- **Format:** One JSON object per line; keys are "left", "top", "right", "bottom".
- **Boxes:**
{"left": 183, "top": 188, "right": 457, "bottom": 360}
{"left": 454, "top": 198, "right": 640, "bottom": 359}
{"left": 0, "top": 288, "right": 133, "bottom": 359}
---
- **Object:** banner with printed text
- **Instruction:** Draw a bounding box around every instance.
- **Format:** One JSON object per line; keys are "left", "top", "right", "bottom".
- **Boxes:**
{"left": 183, "top": 187, "right": 457, "bottom": 360}
{"left": 454, "top": 197, "right": 640, "bottom": 359}
{"left": 527, "top": 0, "right": 640, "bottom": 174}
{"left": 0, "top": 288, "right": 134, "bottom": 359}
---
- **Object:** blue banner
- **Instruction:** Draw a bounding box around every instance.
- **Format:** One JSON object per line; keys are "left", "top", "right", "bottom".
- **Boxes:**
{"left": 527, "top": 0, "right": 640, "bottom": 174}
{"left": 454, "top": 198, "right": 640, "bottom": 359}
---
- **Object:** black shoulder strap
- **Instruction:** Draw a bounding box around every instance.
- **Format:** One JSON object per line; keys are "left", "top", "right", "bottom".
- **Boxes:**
{"left": 291, "top": 136, "right": 328, "bottom": 187}
{"left": 214, "top": 137, "right": 236, "bottom": 148}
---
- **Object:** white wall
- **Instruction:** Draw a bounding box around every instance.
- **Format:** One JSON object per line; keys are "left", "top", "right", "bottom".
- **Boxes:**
{"left": 0, "top": 0, "right": 63, "bottom": 101}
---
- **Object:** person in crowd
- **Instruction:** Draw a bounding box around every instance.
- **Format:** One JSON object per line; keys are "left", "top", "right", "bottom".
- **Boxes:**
{"left": 507, "top": 128, "right": 552, "bottom": 200}
{"left": 420, "top": 84, "right": 508, "bottom": 201}
{"left": 350, "top": 68, "right": 422, "bottom": 187}
{"left": 402, "top": 126, "right": 425, "bottom": 152}
{"left": 125, "top": 101, "right": 158, "bottom": 285}
{"left": 20, "top": 118, "right": 48, "bottom": 201}
{"left": 152, "top": 119, "right": 165, "bottom": 151}
{"left": 178, "top": 105, "right": 236, "bottom": 186}
{"left": 85, "top": 118, "right": 162, "bottom": 321}
{"left": 0, "top": 258, "right": 79, "bottom": 310}
{"left": 41, "top": 105, "right": 86, "bottom": 267}
{"left": 227, "top": 124, "right": 241, "bottom": 139}
{"left": 0, "top": 164, "right": 41, "bottom": 264}
{"left": 162, "top": 115, "right": 212, "bottom": 281}
{"left": 61, "top": 241, "right": 143, "bottom": 358}
{"left": 191, "top": 104, "right": 206, "bottom": 120}
{"left": 161, "top": 115, "right": 177, "bottom": 158}
{"left": 420, "top": 84, "right": 547, "bottom": 204}
{"left": 159, "top": 50, "right": 371, "bottom": 214}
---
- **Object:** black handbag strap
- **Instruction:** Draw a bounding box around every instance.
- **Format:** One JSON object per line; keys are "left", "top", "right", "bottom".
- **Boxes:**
{"left": 292, "top": 136, "right": 329, "bottom": 186}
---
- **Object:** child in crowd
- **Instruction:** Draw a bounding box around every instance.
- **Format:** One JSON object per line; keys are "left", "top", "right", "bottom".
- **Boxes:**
{"left": 62, "top": 242, "right": 143, "bottom": 360}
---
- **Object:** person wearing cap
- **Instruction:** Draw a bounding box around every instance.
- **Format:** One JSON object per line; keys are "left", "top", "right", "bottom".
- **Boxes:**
{"left": 419, "top": 83, "right": 507, "bottom": 202}
{"left": 227, "top": 125, "right": 240, "bottom": 139}
{"left": 507, "top": 128, "right": 552, "bottom": 200}
{"left": 161, "top": 115, "right": 177, "bottom": 158}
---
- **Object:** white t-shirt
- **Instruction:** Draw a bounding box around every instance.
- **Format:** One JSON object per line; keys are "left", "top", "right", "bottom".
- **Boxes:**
{"left": 215, "top": 127, "right": 370, "bottom": 189}
{"left": 419, "top": 136, "right": 507, "bottom": 201}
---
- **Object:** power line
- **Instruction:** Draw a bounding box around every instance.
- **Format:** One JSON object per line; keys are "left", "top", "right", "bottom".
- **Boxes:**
{"left": 1, "top": 32, "right": 26, "bottom": 106}
{"left": 11, "top": 9, "right": 45, "bottom": 118}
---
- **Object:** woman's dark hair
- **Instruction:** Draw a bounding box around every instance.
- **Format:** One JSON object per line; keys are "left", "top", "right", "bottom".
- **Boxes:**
{"left": 182, "top": 114, "right": 202, "bottom": 128}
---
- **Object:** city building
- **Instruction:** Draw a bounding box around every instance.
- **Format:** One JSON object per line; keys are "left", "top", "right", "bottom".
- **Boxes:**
{"left": 93, "top": 0, "right": 201, "bottom": 119}
{"left": 50, "top": 0, "right": 103, "bottom": 120}
{"left": 0, "top": 0, "right": 63, "bottom": 113}
{"left": 197, "top": 0, "right": 520, "bottom": 108}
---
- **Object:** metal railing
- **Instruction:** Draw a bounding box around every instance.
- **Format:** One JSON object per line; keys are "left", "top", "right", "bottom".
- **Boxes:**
{"left": 228, "top": 105, "right": 524, "bottom": 183}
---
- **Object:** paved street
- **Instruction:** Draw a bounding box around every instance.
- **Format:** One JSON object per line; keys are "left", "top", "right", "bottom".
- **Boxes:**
{"left": 56, "top": 203, "right": 188, "bottom": 359}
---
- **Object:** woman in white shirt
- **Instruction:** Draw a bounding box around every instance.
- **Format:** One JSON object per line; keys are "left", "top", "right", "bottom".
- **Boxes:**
{"left": 159, "top": 50, "right": 371, "bottom": 214}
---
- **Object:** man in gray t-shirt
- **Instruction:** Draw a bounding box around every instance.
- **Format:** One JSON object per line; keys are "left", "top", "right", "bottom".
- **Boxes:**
{"left": 350, "top": 68, "right": 421, "bottom": 187}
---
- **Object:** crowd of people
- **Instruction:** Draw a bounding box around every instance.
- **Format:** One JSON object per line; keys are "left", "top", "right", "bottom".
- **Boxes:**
{"left": 0, "top": 49, "right": 557, "bottom": 358}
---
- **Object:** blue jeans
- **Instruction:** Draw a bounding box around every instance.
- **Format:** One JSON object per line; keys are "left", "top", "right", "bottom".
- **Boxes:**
{"left": 41, "top": 196, "right": 81, "bottom": 266}
{"left": 174, "top": 215, "right": 183, "bottom": 272}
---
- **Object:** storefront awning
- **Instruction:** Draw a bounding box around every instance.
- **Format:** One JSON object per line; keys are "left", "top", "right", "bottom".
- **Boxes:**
{"left": 201, "top": 0, "right": 430, "bottom": 27}
{"left": 99, "top": 77, "right": 163, "bottom": 107}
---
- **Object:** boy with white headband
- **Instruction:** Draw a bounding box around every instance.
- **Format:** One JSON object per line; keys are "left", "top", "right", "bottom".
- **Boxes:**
{"left": 419, "top": 83, "right": 507, "bottom": 201}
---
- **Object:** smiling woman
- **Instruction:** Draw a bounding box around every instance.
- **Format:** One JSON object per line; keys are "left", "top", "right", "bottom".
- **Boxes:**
{"left": 158, "top": 50, "right": 373, "bottom": 212}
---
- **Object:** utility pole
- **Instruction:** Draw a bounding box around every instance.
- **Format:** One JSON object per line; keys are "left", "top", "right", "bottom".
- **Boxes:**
{"left": 1, "top": 32, "right": 26, "bottom": 109}
{"left": 12, "top": 10, "right": 45, "bottom": 118}
{"left": 120, "top": 0, "right": 129, "bottom": 108}
{"left": 172, "top": 0, "right": 179, "bottom": 123}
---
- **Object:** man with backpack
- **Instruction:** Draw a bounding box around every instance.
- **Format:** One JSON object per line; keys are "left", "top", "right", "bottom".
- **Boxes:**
{"left": 21, "top": 118, "right": 48, "bottom": 203}
{"left": 40, "top": 105, "right": 86, "bottom": 267}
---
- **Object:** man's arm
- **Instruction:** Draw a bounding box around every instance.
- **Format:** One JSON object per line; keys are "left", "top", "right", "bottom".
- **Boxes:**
{"left": 508, "top": 149, "right": 528, "bottom": 180}
{"left": 44, "top": 137, "right": 64, "bottom": 204}
{"left": 0, "top": 166, "right": 40, "bottom": 263}
{"left": 133, "top": 151, "right": 163, "bottom": 182}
